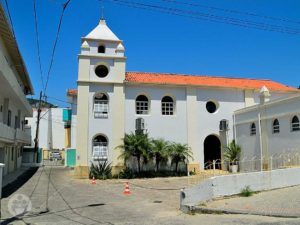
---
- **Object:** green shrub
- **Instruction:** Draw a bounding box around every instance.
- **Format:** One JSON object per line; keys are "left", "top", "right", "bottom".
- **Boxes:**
{"left": 117, "top": 167, "right": 187, "bottom": 179}
{"left": 189, "top": 171, "right": 196, "bottom": 176}
{"left": 118, "top": 167, "right": 135, "bottom": 179}
{"left": 89, "top": 160, "right": 112, "bottom": 179}
{"left": 240, "top": 186, "right": 254, "bottom": 197}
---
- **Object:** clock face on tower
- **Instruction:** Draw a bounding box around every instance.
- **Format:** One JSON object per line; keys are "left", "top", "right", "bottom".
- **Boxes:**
{"left": 95, "top": 65, "right": 109, "bottom": 78}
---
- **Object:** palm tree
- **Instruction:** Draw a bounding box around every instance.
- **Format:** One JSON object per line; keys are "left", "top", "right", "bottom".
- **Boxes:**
{"left": 169, "top": 143, "right": 193, "bottom": 173}
{"left": 116, "top": 132, "right": 151, "bottom": 173}
{"left": 151, "top": 139, "right": 170, "bottom": 172}
{"left": 224, "top": 140, "right": 241, "bottom": 165}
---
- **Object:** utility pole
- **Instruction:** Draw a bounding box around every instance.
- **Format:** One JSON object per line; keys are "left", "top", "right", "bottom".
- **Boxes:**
{"left": 34, "top": 91, "right": 43, "bottom": 162}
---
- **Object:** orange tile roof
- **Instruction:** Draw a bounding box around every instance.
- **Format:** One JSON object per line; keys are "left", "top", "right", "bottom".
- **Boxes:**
{"left": 67, "top": 89, "right": 78, "bottom": 96}
{"left": 125, "top": 72, "right": 299, "bottom": 92}
{"left": 68, "top": 72, "right": 299, "bottom": 95}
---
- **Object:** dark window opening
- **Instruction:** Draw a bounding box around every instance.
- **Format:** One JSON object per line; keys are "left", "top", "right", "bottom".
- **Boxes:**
{"left": 291, "top": 116, "right": 300, "bottom": 132}
{"left": 206, "top": 101, "right": 217, "bottom": 113}
{"left": 95, "top": 65, "right": 109, "bottom": 78}
{"left": 204, "top": 135, "right": 221, "bottom": 169}
{"left": 250, "top": 123, "right": 256, "bottom": 135}
{"left": 98, "top": 45, "right": 105, "bottom": 53}
{"left": 136, "top": 95, "right": 149, "bottom": 115}
{"left": 161, "top": 96, "right": 174, "bottom": 115}
{"left": 273, "top": 119, "right": 280, "bottom": 133}
{"left": 7, "top": 110, "right": 11, "bottom": 127}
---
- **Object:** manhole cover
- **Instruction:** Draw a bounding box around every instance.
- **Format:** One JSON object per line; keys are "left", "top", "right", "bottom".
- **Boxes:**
{"left": 153, "top": 200, "right": 162, "bottom": 203}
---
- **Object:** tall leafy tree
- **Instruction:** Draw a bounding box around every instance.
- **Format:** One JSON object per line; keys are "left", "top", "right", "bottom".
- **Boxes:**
{"left": 117, "top": 132, "right": 151, "bottom": 173}
{"left": 151, "top": 139, "right": 170, "bottom": 172}
{"left": 169, "top": 143, "right": 193, "bottom": 172}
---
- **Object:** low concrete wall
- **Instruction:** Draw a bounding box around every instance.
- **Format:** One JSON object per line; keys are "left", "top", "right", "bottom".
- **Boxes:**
{"left": 181, "top": 168, "right": 300, "bottom": 211}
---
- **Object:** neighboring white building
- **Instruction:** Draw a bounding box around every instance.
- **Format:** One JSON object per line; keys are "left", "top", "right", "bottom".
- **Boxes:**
{"left": 0, "top": 3, "right": 34, "bottom": 176}
{"left": 73, "top": 19, "right": 300, "bottom": 176}
{"left": 234, "top": 88, "right": 300, "bottom": 170}
{"left": 26, "top": 107, "right": 75, "bottom": 151}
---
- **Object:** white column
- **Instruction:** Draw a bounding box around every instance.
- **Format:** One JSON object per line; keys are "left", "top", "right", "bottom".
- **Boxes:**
{"left": 0, "top": 163, "right": 4, "bottom": 198}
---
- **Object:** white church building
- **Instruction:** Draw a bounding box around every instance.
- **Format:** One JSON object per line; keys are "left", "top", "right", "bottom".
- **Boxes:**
{"left": 234, "top": 89, "right": 300, "bottom": 171}
{"left": 73, "top": 19, "right": 299, "bottom": 176}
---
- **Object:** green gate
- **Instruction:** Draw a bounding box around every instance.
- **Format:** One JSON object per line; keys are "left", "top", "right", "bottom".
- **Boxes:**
{"left": 66, "top": 149, "right": 76, "bottom": 167}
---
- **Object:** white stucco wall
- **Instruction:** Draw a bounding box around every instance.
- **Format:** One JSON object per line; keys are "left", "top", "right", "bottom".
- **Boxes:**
{"left": 27, "top": 108, "right": 66, "bottom": 150}
{"left": 50, "top": 108, "right": 65, "bottom": 149}
{"left": 125, "top": 85, "right": 188, "bottom": 143}
{"left": 88, "top": 84, "right": 114, "bottom": 164}
{"left": 181, "top": 167, "right": 300, "bottom": 209}
{"left": 235, "top": 94, "right": 300, "bottom": 160}
{"left": 81, "top": 80, "right": 298, "bottom": 168}
{"left": 0, "top": 30, "right": 33, "bottom": 176}
{"left": 196, "top": 88, "right": 245, "bottom": 164}
{"left": 88, "top": 41, "right": 120, "bottom": 56}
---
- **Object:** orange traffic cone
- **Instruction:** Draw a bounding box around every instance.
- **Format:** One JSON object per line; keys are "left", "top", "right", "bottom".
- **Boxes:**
{"left": 91, "top": 176, "right": 96, "bottom": 185}
{"left": 123, "top": 182, "right": 131, "bottom": 195}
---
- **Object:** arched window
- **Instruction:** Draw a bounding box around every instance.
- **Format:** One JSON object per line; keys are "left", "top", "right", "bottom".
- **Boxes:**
{"left": 98, "top": 45, "right": 105, "bottom": 53}
{"left": 250, "top": 123, "right": 256, "bottom": 136}
{"left": 136, "top": 95, "right": 149, "bottom": 115}
{"left": 291, "top": 116, "right": 300, "bottom": 132}
{"left": 161, "top": 96, "right": 174, "bottom": 115}
{"left": 94, "top": 93, "right": 109, "bottom": 118}
{"left": 273, "top": 119, "right": 280, "bottom": 133}
{"left": 92, "top": 135, "right": 108, "bottom": 160}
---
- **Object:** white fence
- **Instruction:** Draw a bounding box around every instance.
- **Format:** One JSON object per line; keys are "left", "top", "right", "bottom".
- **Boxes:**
{"left": 203, "top": 152, "right": 300, "bottom": 176}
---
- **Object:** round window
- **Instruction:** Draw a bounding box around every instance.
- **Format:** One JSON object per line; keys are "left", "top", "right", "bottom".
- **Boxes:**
{"left": 95, "top": 65, "right": 109, "bottom": 78}
{"left": 206, "top": 101, "right": 218, "bottom": 113}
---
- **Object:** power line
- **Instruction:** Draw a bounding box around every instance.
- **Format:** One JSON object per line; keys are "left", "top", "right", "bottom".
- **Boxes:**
{"left": 3, "top": 0, "right": 29, "bottom": 93}
{"left": 4, "top": 0, "right": 15, "bottom": 38}
{"left": 161, "top": 0, "right": 300, "bottom": 25}
{"left": 33, "top": 0, "right": 45, "bottom": 91}
{"left": 105, "top": 0, "right": 300, "bottom": 35}
{"left": 47, "top": 96, "right": 77, "bottom": 105}
{"left": 114, "top": 0, "right": 300, "bottom": 34}
{"left": 43, "top": 0, "right": 72, "bottom": 96}
{"left": 40, "top": 117, "right": 77, "bottom": 127}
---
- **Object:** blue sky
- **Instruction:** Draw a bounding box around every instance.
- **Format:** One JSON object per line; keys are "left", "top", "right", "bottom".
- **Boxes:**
{"left": 3, "top": 0, "right": 300, "bottom": 107}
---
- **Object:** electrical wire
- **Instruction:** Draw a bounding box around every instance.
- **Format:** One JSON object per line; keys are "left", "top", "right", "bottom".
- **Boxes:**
{"left": 3, "top": 0, "right": 30, "bottom": 94}
{"left": 4, "top": 0, "right": 15, "bottom": 38}
{"left": 43, "top": 0, "right": 72, "bottom": 97}
{"left": 161, "top": 0, "right": 300, "bottom": 25}
{"left": 105, "top": 0, "right": 300, "bottom": 35}
{"left": 129, "top": 182, "right": 183, "bottom": 191}
{"left": 33, "top": 0, "right": 45, "bottom": 91}
{"left": 47, "top": 96, "right": 77, "bottom": 105}
{"left": 42, "top": 168, "right": 113, "bottom": 225}
{"left": 40, "top": 117, "right": 77, "bottom": 127}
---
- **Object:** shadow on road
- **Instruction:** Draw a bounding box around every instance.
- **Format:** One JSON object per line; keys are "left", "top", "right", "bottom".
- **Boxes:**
{"left": 2, "top": 167, "right": 39, "bottom": 198}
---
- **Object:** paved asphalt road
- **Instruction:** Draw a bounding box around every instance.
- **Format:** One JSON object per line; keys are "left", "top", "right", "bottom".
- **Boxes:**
{"left": 1, "top": 166, "right": 300, "bottom": 225}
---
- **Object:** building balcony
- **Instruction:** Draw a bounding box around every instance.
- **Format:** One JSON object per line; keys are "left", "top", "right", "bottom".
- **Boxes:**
{"left": 0, "top": 122, "right": 31, "bottom": 144}
{"left": 0, "top": 121, "right": 14, "bottom": 143}
{"left": 16, "top": 128, "right": 31, "bottom": 144}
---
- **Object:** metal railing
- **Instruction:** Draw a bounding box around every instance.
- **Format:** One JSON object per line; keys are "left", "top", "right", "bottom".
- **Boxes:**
{"left": 202, "top": 151, "right": 300, "bottom": 176}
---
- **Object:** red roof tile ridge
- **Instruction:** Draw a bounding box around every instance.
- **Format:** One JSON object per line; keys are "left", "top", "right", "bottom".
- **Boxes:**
{"left": 125, "top": 71, "right": 272, "bottom": 82}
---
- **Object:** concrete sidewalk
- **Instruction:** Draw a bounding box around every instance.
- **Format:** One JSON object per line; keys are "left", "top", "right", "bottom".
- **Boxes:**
{"left": 2, "top": 167, "right": 31, "bottom": 187}
{"left": 197, "top": 185, "right": 300, "bottom": 218}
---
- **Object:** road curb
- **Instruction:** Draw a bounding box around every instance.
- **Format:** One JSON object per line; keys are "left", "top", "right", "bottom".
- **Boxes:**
{"left": 194, "top": 206, "right": 300, "bottom": 218}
